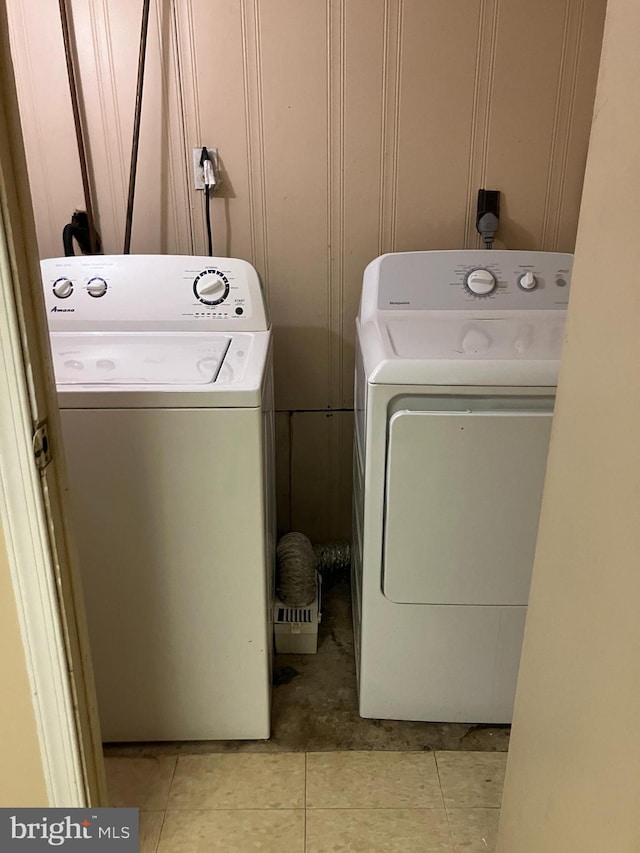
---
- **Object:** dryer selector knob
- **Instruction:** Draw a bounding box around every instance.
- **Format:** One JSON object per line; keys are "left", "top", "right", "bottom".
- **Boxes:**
{"left": 53, "top": 278, "right": 74, "bottom": 299}
{"left": 518, "top": 271, "right": 538, "bottom": 291}
{"left": 466, "top": 268, "right": 496, "bottom": 296}
{"left": 87, "top": 277, "right": 108, "bottom": 298}
{"left": 193, "top": 269, "right": 230, "bottom": 305}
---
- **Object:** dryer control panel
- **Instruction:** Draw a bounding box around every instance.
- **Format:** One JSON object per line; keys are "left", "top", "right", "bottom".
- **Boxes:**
{"left": 364, "top": 250, "right": 572, "bottom": 316}
{"left": 42, "top": 255, "right": 270, "bottom": 332}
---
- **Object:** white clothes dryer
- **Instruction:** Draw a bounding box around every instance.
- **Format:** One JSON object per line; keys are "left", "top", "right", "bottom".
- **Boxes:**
{"left": 353, "top": 250, "right": 572, "bottom": 724}
{"left": 42, "top": 255, "right": 275, "bottom": 741}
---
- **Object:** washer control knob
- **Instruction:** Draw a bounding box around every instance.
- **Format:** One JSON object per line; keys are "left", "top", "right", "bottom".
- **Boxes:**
{"left": 518, "top": 271, "right": 537, "bottom": 291}
{"left": 466, "top": 268, "right": 496, "bottom": 296}
{"left": 198, "top": 278, "right": 224, "bottom": 297}
{"left": 53, "top": 278, "right": 73, "bottom": 299}
{"left": 193, "top": 269, "right": 230, "bottom": 305}
{"left": 87, "top": 277, "right": 108, "bottom": 298}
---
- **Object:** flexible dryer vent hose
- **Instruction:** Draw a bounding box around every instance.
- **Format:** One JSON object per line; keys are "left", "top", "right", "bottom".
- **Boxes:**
{"left": 314, "top": 541, "right": 351, "bottom": 573}
{"left": 276, "top": 535, "right": 351, "bottom": 607}
{"left": 276, "top": 533, "right": 317, "bottom": 607}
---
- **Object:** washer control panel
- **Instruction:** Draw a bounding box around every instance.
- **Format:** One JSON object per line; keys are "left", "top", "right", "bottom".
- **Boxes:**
{"left": 370, "top": 250, "right": 572, "bottom": 312}
{"left": 42, "top": 255, "right": 269, "bottom": 332}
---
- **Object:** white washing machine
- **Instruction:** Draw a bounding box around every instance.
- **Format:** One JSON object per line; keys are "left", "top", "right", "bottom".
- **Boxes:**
{"left": 41, "top": 254, "right": 275, "bottom": 741}
{"left": 353, "top": 250, "right": 572, "bottom": 724}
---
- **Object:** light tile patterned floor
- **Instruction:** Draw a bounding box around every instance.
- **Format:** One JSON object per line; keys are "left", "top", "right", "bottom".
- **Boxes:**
{"left": 105, "top": 750, "right": 506, "bottom": 852}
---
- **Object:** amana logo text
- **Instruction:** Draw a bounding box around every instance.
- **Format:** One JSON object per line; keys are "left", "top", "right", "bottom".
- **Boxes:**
{"left": 50, "top": 306, "right": 75, "bottom": 312}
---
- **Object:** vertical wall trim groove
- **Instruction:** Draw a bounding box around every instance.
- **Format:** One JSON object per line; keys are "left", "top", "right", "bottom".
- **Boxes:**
{"left": 464, "top": 0, "right": 499, "bottom": 248}
{"left": 184, "top": 1, "right": 201, "bottom": 142}
{"left": 240, "top": 0, "right": 269, "bottom": 283}
{"left": 240, "top": 0, "right": 269, "bottom": 286}
{"left": 254, "top": 0, "right": 269, "bottom": 286}
{"left": 540, "top": 0, "right": 572, "bottom": 249}
{"left": 554, "top": 0, "right": 586, "bottom": 250}
{"left": 480, "top": 0, "right": 500, "bottom": 188}
{"left": 185, "top": 0, "right": 203, "bottom": 248}
{"left": 378, "top": 0, "right": 402, "bottom": 255}
{"left": 89, "top": 1, "right": 125, "bottom": 245}
{"left": 240, "top": 0, "right": 257, "bottom": 266}
{"left": 326, "top": 0, "right": 332, "bottom": 407}
{"left": 464, "top": 0, "right": 486, "bottom": 247}
{"left": 154, "top": 0, "right": 179, "bottom": 251}
{"left": 377, "top": 0, "right": 389, "bottom": 255}
{"left": 338, "top": 0, "right": 346, "bottom": 406}
{"left": 98, "top": 1, "right": 126, "bottom": 191}
{"left": 171, "top": 2, "right": 195, "bottom": 253}
{"left": 389, "top": 0, "right": 404, "bottom": 252}
{"left": 327, "top": 0, "right": 345, "bottom": 407}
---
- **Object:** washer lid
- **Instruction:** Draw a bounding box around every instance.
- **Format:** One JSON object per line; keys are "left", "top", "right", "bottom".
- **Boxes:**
{"left": 51, "top": 333, "right": 231, "bottom": 385}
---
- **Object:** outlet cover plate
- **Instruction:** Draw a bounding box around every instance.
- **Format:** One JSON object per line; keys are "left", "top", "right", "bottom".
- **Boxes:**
{"left": 192, "top": 146, "right": 220, "bottom": 190}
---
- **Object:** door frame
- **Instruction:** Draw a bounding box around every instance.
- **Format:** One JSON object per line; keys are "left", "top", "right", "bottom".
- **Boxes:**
{"left": 0, "top": 1, "right": 105, "bottom": 807}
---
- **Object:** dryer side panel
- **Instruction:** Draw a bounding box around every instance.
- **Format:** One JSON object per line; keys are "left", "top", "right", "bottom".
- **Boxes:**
{"left": 383, "top": 401, "right": 553, "bottom": 606}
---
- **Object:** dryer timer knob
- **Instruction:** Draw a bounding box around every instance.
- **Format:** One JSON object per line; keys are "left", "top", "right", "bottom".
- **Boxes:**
{"left": 466, "top": 268, "right": 496, "bottom": 296}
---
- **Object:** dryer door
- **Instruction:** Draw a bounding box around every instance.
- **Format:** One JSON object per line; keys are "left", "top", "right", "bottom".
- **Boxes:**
{"left": 382, "top": 397, "right": 553, "bottom": 605}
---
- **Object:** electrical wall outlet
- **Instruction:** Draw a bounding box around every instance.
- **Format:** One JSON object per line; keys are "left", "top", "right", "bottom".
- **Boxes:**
{"left": 192, "top": 146, "right": 220, "bottom": 191}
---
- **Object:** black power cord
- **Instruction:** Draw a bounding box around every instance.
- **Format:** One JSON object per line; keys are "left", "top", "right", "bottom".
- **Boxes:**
{"left": 200, "top": 147, "right": 214, "bottom": 256}
{"left": 204, "top": 184, "right": 213, "bottom": 257}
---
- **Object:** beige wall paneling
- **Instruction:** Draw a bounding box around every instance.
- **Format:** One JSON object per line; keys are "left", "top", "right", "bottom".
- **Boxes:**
{"left": 378, "top": 0, "right": 401, "bottom": 255}
{"left": 485, "top": 0, "right": 583, "bottom": 250}
{"left": 340, "top": 0, "right": 386, "bottom": 408}
{"left": 70, "top": 0, "right": 189, "bottom": 255}
{"left": 6, "top": 0, "right": 84, "bottom": 259}
{"left": 6, "top": 1, "right": 608, "bottom": 543}
{"left": 60, "top": 0, "right": 132, "bottom": 254}
{"left": 237, "top": 0, "right": 269, "bottom": 279}
{"left": 8, "top": 0, "right": 192, "bottom": 258}
{"left": 553, "top": 0, "right": 607, "bottom": 252}
{"left": 290, "top": 411, "right": 353, "bottom": 543}
{"left": 463, "top": 0, "right": 499, "bottom": 248}
{"left": 257, "top": 0, "right": 331, "bottom": 412}
{"left": 151, "top": 0, "right": 194, "bottom": 255}
{"left": 393, "top": 0, "right": 482, "bottom": 253}
{"left": 328, "top": 0, "right": 345, "bottom": 410}
{"left": 175, "top": 0, "right": 256, "bottom": 261}
{"left": 275, "top": 411, "right": 292, "bottom": 536}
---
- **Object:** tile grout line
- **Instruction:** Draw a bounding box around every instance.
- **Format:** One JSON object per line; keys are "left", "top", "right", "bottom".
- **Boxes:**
{"left": 433, "top": 751, "right": 455, "bottom": 849}
{"left": 152, "top": 754, "right": 179, "bottom": 851}
{"left": 432, "top": 752, "right": 447, "bottom": 809}
{"left": 305, "top": 806, "right": 454, "bottom": 812}
{"left": 153, "top": 811, "right": 167, "bottom": 853}
{"left": 157, "top": 806, "right": 493, "bottom": 812}
{"left": 165, "top": 754, "right": 180, "bottom": 810}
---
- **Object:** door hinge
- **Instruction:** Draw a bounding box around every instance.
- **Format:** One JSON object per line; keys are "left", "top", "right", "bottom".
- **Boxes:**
{"left": 33, "top": 421, "right": 51, "bottom": 470}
